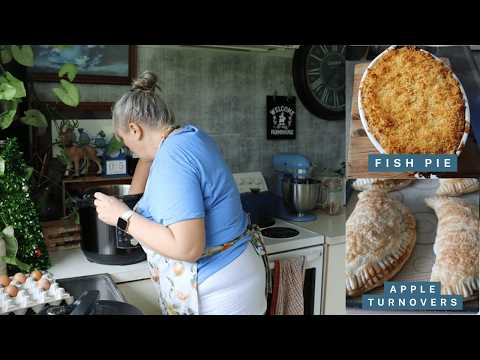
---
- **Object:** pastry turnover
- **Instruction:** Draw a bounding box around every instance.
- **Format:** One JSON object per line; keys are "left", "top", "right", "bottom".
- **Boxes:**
{"left": 346, "top": 190, "right": 417, "bottom": 297}
{"left": 352, "top": 179, "right": 413, "bottom": 192}
{"left": 436, "top": 178, "right": 480, "bottom": 197}
{"left": 360, "top": 46, "right": 467, "bottom": 154}
{"left": 425, "top": 196, "right": 479, "bottom": 301}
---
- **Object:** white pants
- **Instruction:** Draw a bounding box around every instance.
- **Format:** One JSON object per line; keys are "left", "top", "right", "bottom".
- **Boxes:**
{"left": 198, "top": 243, "right": 267, "bottom": 315}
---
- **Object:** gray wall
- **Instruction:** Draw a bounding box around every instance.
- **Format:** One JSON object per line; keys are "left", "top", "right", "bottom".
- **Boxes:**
{"left": 35, "top": 45, "right": 345, "bottom": 182}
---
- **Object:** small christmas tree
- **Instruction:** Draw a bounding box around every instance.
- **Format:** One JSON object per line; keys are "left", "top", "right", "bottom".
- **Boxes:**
{"left": 0, "top": 138, "right": 50, "bottom": 273}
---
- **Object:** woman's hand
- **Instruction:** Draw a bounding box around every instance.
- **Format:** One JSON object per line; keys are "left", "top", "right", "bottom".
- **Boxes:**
{"left": 94, "top": 192, "right": 130, "bottom": 226}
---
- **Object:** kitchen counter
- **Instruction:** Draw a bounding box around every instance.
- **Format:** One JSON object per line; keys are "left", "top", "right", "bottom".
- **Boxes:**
{"left": 48, "top": 248, "right": 150, "bottom": 284}
{"left": 48, "top": 208, "right": 346, "bottom": 282}
{"left": 294, "top": 208, "right": 346, "bottom": 244}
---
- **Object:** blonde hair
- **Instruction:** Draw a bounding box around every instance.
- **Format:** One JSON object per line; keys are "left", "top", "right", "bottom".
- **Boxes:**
{"left": 112, "top": 71, "right": 175, "bottom": 132}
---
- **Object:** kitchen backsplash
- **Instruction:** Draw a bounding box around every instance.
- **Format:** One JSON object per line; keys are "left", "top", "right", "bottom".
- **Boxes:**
{"left": 38, "top": 45, "right": 345, "bottom": 181}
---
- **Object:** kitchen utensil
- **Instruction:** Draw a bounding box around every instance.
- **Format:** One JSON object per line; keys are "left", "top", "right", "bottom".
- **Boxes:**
{"left": 272, "top": 153, "right": 318, "bottom": 222}
{"left": 76, "top": 184, "right": 146, "bottom": 265}
{"left": 281, "top": 177, "right": 320, "bottom": 222}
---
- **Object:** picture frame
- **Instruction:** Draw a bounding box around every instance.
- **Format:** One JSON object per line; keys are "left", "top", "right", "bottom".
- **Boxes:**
{"left": 43, "top": 102, "right": 114, "bottom": 119}
{"left": 30, "top": 45, "right": 137, "bottom": 85}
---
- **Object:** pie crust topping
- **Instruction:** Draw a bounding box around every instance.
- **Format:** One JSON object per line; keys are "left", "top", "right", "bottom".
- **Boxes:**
{"left": 360, "top": 46, "right": 466, "bottom": 154}
{"left": 346, "top": 190, "right": 417, "bottom": 297}
{"left": 425, "top": 196, "right": 479, "bottom": 301}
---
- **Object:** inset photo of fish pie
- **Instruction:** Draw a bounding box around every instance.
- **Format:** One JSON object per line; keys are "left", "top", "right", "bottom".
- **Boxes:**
{"left": 345, "top": 178, "right": 479, "bottom": 314}
{"left": 346, "top": 45, "right": 480, "bottom": 179}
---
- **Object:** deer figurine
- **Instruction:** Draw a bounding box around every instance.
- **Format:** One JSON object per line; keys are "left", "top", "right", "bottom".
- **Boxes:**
{"left": 58, "top": 123, "right": 102, "bottom": 178}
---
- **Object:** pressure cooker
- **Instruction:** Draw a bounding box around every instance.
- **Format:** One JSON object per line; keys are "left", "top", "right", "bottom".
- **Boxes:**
{"left": 76, "top": 184, "right": 146, "bottom": 265}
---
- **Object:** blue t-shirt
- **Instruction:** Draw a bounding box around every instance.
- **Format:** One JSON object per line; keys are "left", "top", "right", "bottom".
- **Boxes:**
{"left": 135, "top": 124, "right": 250, "bottom": 284}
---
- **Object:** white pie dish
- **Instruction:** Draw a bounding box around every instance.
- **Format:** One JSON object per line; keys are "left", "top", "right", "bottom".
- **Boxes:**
{"left": 357, "top": 45, "right": 470, "bottom": 156}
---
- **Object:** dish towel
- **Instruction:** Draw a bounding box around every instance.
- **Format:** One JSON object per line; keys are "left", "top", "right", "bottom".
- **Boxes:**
{"left": 269, "top": 256, "right": 306, "bottom": 315}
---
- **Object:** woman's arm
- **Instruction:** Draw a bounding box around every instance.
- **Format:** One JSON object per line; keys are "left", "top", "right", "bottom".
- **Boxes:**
{"left": 128, "top": 215, "right": 206, "bottom": 262}
{"left": 129, "top": 159, "right": 152, "bottom": 195}
{"left": 93, "top": 192, "right": 205, "bottom": 262}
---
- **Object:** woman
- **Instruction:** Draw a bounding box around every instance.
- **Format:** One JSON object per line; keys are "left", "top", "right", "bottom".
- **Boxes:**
{"left": 94, "top": 71, "right": 267, "bottom": 315}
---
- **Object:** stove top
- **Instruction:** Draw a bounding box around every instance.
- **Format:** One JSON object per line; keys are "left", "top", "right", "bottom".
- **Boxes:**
{"left": 261, "top": 227, "right": 300, "bottom": 239}
{"left": 260, "top": 218, "right": 324, "bottom": 254}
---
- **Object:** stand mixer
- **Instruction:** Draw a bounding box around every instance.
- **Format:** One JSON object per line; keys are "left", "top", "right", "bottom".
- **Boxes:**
{"left": 272, "top": 153, "right": 320, "bottom": 222}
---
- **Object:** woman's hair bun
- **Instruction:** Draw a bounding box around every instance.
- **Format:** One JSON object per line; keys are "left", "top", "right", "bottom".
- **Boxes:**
{"left": 132, "top": 71, "right": 158, "bottom": 92}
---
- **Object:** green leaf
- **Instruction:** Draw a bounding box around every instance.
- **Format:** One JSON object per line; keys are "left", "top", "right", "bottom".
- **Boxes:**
{"left": 0, "top": 83, "right": 16, "bottom": 101}
{"left": 106, "top": 136, "right": 124, "bottom": 156}
{"left": 25, "top": 166, "right": 33, "bottom": 180}
{"left": 4, "top": 72, "right": 26, "bottom": 98}
{"left": 0, "top": 157, "right": 4, "bottom": 176}
{"left": 14, "top": 258, "right": 31, "bottom": 272}
{"left": 58, "top": 63, "right": 78, "bottom": 82}
{"left": 0, "top": 100, "right": 18, "bottom": 130}
{"left": 20, "top": 109, "right": 48, "bottom": 128}
{"left": 11, "top": 45, "right": 34, "bottom": 67}
{"left": 1, "top": 226, "right": 18, "bottom": 258}
{"left": 0, "top": 256, "right": 31, "bottom": 272}
{"left": 52, "top": 79, "right": 80, "bottom": 107}
{"left": 0, "top": 47, "right": 12, "bottom": 64}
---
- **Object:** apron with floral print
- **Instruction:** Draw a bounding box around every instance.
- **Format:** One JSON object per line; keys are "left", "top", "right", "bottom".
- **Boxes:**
{"left": 136, "top": 127, "right": 270, "bottom": 315}
{"left": 142, "top": 223, "right": 270, "bottom": 315}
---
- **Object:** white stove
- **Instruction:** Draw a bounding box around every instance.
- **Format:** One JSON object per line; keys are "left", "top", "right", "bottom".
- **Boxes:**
{"left": 261, "top": 218, "right": 324, "bottom": 254}
{"left": 233, "top": 172, "right": 325, "bottom": 314}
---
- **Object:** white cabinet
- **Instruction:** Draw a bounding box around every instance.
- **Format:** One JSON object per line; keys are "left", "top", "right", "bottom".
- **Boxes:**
{"left": 322, "top": 238, "right": 346, "bottom": 315}
{"left": 117, "top": 279, "right": 162, "bottom": 315}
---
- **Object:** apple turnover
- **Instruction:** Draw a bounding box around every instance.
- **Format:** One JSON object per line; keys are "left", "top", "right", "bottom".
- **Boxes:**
{"left": 436, "top": 178, "right": 480, "bottom": 197}
{"left": 425, "top": 196, "right": 479, "bottom": 301}
{"left": 352, "top": 179, "right": 413, "bottom": 192}
{"left": 346, "top": 190, "right": 417, "bottom": 297}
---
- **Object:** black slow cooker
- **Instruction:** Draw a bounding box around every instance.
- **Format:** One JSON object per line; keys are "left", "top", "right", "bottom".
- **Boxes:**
{"left": 76, "top": 184, "right": 146, "bottom": 265}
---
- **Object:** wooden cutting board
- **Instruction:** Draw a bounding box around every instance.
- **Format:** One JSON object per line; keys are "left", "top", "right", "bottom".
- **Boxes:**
{"left": 347, "top": 59, "right": 480, "bottom": 179}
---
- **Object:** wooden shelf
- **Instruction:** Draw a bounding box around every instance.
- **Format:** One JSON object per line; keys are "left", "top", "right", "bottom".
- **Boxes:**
{"left": 63, "top": 175, "right": 133, "bottom": 184}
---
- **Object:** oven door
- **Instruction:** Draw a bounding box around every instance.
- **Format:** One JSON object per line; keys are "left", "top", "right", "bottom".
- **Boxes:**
{"left": 267, "top": 246, "right": 324, "bottom": 315}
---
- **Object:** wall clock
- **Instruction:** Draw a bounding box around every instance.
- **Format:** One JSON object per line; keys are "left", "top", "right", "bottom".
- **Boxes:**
{"left": 292, "top": 45, "right": 346, "bottom": 120}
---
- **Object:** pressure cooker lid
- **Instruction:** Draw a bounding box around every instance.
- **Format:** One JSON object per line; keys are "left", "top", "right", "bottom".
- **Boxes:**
{"left": 76, "top": 185, "right": 143, "bottom": 208}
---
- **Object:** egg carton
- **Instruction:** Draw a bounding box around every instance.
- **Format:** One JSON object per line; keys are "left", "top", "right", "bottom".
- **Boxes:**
{"left": 0, "top": 272, "right": 74, "bottom": 315}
